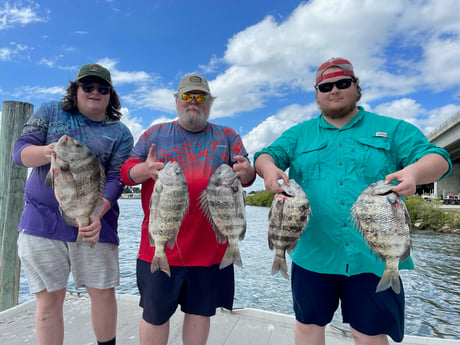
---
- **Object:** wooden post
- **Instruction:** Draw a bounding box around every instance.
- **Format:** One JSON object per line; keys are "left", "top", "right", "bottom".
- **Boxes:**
{"left": 0, "top": 101, "right": 33, "bottom": 311}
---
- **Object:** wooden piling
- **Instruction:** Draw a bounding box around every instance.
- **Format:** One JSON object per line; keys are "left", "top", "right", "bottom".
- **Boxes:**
{"left": 0, "top": 101, "right": 33, "bottom": 311}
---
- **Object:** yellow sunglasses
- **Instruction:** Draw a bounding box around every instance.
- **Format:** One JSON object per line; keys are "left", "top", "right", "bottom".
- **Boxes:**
{"left": 180, "top": 93, "right": 208, "bottom": 103}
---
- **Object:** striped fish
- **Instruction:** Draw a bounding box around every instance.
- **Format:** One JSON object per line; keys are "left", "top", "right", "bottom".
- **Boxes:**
{"left": 268, "top": 180, "right": 310, "bottom": 279}
{"left": 149, "top": 161, "right": 189, "bottom": 277}
{"left": 45, "top": 135, "right": 105, "bottom": 243}
{"left": 351, "top": 180, "right": 411, "bottom": 294}
{"left": 199, "top": 163, "right": 246, "bottom": 269}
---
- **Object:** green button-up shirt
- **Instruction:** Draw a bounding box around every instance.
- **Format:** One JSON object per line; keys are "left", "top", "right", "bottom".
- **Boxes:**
{"left": 255, "top": 107, "right": 451, "bottom": 277}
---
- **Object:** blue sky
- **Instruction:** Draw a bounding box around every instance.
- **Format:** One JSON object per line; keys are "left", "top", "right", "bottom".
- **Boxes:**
{"left": 1, "top": 0, "right": 460, "bottom": 190}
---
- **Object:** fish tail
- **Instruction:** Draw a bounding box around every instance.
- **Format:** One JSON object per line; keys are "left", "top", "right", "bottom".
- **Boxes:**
{"left": 271, "top": 256, "right": 289, "bottom": 279}
{"left": 376, "top": 269, "right": 401, "bottom": 294}
{"left": 219, "top": 247, "right": 243, "bottom": 269}
{"left": 150, "top": 256, "right": 171, "bottom": 277}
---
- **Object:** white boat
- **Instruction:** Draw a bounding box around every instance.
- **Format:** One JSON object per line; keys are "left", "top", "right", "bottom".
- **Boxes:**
{"left": 0, "top": 293, "right": 458, "bottom": 344}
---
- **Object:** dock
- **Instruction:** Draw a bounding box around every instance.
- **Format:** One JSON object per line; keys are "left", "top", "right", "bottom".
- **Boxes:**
{"left": 1, "top": 293, "right": 459, "bottom": 345}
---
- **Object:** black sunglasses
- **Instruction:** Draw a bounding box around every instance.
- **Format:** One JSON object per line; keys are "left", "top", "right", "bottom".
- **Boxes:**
{"left": 316, "top": 78, "right": 355, "bottom": 93}
{"left": 79, "top": 83, "right": 111, "bottom": 95}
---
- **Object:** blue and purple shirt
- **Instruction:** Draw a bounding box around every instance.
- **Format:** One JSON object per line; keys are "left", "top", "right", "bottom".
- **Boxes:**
{"left": 13, "top": 101, "right": 133, "bottom": 244}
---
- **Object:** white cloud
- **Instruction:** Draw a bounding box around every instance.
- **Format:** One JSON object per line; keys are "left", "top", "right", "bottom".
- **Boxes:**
{"left": 0, "top": 42, "right": 32, "bottom": 61}
{"left": 421, "top": 105, "right": 460, "bottom": 135}
{"left": 243, "top": 103, "right": 317, "bottom": 156}
{"left": 0, "top": 1, "right": 47, "bottom": 30}
{"left": 374, "top": 98, "right": 424, "bottom": 127}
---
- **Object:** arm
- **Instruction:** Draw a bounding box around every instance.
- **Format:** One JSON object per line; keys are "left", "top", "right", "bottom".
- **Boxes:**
{"left": 254, "top": 153, "right": 289, "bottom": 194}
{"left": 20, "top": 143, "right": 56, "bottom": 167}
{"left": 385, "top": 153, "right": 450, "bottom": 197}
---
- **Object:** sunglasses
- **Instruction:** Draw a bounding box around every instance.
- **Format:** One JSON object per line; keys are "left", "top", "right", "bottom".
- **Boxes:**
{"left": 316, "top": 78, "right": 354, "bottom": 93}
{"left": 79, "top": 83, "right": 111, "bottom": 95}
{"left": 180, "top": 93, "right": 208, "bottom": 103}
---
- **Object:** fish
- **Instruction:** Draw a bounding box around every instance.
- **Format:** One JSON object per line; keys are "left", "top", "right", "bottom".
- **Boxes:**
{"left": 199, "top": 163, "right": 246, "bottom": 269}
{"left": 149, "top": 161, "right": 189, "bottom": 277}
{"left": 350, "top": 180, "right": 412, "bottom": 294}
{"left": 45, "top": 135, "right": 105, "bottom": 242}
{"left": 268, "top": 179, "right": 310, "bottom": 279}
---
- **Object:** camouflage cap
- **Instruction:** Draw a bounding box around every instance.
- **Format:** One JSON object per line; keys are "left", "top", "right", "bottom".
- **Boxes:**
{"left": 76, "top": 64, "right": 112, "bottom": 86}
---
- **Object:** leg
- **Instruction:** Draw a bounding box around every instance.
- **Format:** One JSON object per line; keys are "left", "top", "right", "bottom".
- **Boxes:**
{"left": 86, "top": 287, "right": 117, "bottom": 342}
{"left": 294, "top": 321, "right": 326, "bottom": 345}
{"left": 182, "top": 313, "right": 210, "bottom": 345}
{"left": 35, "top": 288, "right": 66, "bottom": 345}
{"left": 350, "top": 326, "right": 390, "bottom": 345}
{"left": 341, "top": 273, "right": 405, "bottom": 343}
{"left": 139, "top": 317, "right": 169, "bottom": 345}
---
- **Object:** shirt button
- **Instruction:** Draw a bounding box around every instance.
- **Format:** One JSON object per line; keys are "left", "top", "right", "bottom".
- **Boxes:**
{"left": 345, "top": 243, "right": 349, "bottom": 246}
{"left": 338, "top": 143, "right": 342, "bottom": 147}
{"left": 343, "top": 223, "right": 347, "bottom": 227}
{"left": 341, "top": 201, "right": 345, "bottom": 205}
{"left": 339, "top": 181, "right": 343, "bottom": 185}
{"left": 339, "top": 162, "right": 343, "bottom": 166}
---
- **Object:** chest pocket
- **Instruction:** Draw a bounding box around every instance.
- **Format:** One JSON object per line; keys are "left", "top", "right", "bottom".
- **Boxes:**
{"left": 354, "top": 136, "right": 391, "bottom": 181}
{"left": 291, "top": 141, "right": 327, "bottom": 182}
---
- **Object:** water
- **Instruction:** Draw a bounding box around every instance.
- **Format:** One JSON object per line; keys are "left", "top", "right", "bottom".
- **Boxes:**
{"left": 19, "top": 200, "right": 460, "bottom": 339}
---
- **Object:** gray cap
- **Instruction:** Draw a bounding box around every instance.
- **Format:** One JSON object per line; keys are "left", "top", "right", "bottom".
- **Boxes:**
{"left": 177, "top": 74, "right": 211, "bottom": 94}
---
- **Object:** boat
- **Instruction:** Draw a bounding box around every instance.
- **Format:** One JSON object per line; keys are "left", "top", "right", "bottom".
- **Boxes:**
{"left": 0, "top": 293, "right": 458, "bottom": 344}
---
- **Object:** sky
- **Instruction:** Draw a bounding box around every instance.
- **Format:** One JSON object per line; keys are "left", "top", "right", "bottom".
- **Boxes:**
{"left": 1, "top": 0, "right": 460, "bottom": 191}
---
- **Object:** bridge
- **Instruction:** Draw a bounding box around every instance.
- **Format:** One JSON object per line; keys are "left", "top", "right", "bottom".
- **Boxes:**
{"left": 427, "top": 110, "right": 460, "bottom": 198}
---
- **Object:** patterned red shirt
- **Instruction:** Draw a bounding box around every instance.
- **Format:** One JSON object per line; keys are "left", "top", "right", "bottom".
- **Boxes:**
{"left": 120, "top": 121, "right": 251, "bottom": 266}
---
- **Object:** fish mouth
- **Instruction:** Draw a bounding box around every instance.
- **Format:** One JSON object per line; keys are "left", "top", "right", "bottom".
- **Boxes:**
{"left": 280, "top": 190, "right": 294, "bottom": 197}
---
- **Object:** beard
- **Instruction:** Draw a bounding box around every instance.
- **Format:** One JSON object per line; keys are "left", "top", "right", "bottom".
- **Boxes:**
{"left": 317, "top": 95, "right": 358, "bottom": 119}
{"left": 319, "top": 102, "right": 357, "bottom": 119}
{"left": 177, "top": 105, "right": 209, "bottom": 130}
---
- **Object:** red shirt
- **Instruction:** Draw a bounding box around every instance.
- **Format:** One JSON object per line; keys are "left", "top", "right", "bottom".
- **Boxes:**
{"left": 120, "top": 121, "right": 251, "bottom": 267}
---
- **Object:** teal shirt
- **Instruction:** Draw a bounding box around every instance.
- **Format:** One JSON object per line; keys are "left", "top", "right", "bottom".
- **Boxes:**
{"left": 255, "top": 106, "right": 451, "bottom": 277}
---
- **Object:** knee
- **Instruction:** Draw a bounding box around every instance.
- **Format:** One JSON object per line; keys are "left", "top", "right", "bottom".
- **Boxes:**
{"left": 87, "top": 287, "right": 115, "bottom": 300}
{"left": 350, "top": 326, "right": 389, "bottom": 345}
{"left": 295, "top": 322, "right": 325, "bottom": 343}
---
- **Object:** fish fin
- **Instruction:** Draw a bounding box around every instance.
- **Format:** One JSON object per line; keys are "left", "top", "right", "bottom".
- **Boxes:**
{"left": 45, "top": 170, "right": 53, "bottom": 187}
{"left": 271, "top": 256, "right": 289, "bottom": 279}
{"left": 376, "top": 269, "right": 401, "bottom": 294}
{"left": 239, "top": 224, "right": 246, "bottom": 241}
{"left": 268, "top": 235, "right": 274, "bottom": 250}
{"left": 166, "top": 237, "right": 177, "bottom": 249}
{"left": 214, "top": 229, "right": 227, "bottom": 244}
{"left": 91, "top": 197, "right": 106, "bottom": 221}
{"left": 198, "top": 189, "right": 217, "bottom": 230}
{"left": 219, "top": 247, "right": 242, "bottom": 269}
{"left": 400, "top": 245, "right": 411, "bottom": 262}
{"left": 150, "top": 256, "right": 171, "bottom": 277}
{"left": 402, "top": 201, "right": 412, "bottom": 228}
{"left": 60, "top": 209, "right": 78, "bottom": 227}
{"left": 286, "top": 244, "right": 297, "bottom": 255}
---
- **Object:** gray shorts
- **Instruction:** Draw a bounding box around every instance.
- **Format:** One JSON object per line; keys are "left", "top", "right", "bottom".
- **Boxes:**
{"left": 18, "top": 232, "right": 120, "bottom": 293}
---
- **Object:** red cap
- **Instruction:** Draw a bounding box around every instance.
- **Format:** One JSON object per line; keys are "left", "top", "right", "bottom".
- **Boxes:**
{"left": 315, "top": 57, "right": 355, "bottom": 85}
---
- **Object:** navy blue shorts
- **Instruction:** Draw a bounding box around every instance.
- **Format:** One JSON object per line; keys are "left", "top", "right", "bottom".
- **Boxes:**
{"left": 137, "top": 259, "right": 235, "bottom": 325}
{"left": 291, "top": 263, "right": 405, "bottom": 342}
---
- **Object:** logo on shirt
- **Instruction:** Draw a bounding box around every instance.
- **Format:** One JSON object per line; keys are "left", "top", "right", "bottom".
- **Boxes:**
{"left": 375, "top": 132, "right": 387, "bottom": 138}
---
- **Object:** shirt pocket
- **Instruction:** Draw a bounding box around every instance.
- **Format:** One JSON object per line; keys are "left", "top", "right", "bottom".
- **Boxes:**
{"left": 354, "top": 136, "right": 391, "bottom": 181}
{"left": 292, "top": 141, "right": 327, "bottom": 182}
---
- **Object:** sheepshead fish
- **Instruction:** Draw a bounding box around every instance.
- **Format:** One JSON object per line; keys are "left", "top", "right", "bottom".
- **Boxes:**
{"left": 351, "top": 180, "right": 411, "bottom": 294}
{"left": 149, "top": 161, "right": 189, "bottom": 277}
{"left": 199, "top": 163, "right": 246, "bottom": 269}
{"left": 268, "top": 180, "right": 310, "bottom": 279}
{"left": 45, "top": 135, "right": 105, "bottom": 237}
